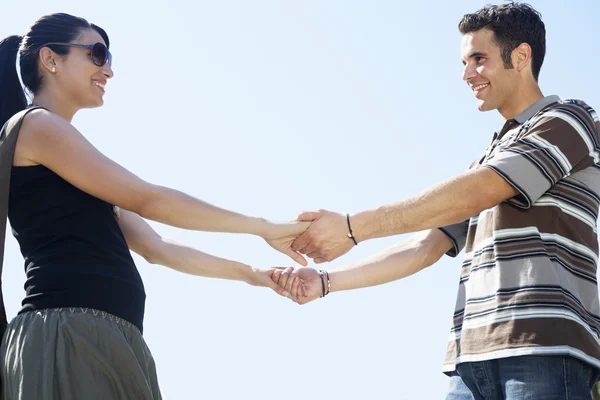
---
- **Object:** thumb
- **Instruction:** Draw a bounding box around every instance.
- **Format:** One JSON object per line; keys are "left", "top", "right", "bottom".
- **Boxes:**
{"left": 284, "top": 248, "right": 308, "bottom": 266}
{"left": 270, "top": 267, "right": 287, "bottom": 285}
{"left": 264, "top": 273, "right": 290, "bottom": 297}
{"left": 296, "top": 211, "right": 321, "bottom": 222}
{"left": 281, "top": 221, "right": 311, "bottom": 237}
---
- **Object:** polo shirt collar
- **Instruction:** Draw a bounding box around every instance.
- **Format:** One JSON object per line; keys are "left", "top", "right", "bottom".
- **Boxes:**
{"left": 514, "top": 95, "right": 561, "bottom": 124}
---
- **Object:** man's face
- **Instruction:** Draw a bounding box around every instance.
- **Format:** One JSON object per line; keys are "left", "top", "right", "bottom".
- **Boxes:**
{"left": 461, "top": 28, "right": 519, "bottom": 113}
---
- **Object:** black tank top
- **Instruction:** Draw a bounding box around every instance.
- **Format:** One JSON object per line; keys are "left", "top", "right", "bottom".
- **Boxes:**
{"left": 8, "top": 165, "right": 146, "bottom": 332}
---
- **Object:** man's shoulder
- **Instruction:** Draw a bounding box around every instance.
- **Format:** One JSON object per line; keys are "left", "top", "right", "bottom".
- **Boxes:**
{"left": 547, "top": 99, "right": 597, "bottom": 117}
{"left": 530, "top": 98, "right": 599, "bottom": 136}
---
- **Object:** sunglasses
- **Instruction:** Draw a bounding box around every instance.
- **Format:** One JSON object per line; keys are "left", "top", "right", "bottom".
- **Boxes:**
{"left": 41, "top": 42, "right": 112, "bottom": 67}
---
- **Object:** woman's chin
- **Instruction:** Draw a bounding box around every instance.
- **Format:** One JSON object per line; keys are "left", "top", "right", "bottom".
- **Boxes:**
{"left": 84, "top": 98, "right": 105, "bottom": 109}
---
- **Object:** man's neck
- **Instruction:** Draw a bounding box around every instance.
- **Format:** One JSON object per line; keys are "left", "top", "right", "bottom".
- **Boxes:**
{"left": 498, "top": 84, "right": 544, "bottom": 121}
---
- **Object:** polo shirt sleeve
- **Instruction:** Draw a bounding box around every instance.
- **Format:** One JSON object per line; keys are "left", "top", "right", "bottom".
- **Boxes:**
{"left": 482, "top": 106, "right": 599, "bottom": 209}
{"left": 438, "top": 219, "right": 469, "bottom": 257}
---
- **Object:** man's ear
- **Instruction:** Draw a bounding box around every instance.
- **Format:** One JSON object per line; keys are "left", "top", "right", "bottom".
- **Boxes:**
{"left": 512, "top": 42, "right": 532, "bottom": 74}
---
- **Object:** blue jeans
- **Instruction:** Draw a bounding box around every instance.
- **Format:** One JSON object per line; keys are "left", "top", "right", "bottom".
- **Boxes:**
{"left": 446, "top": 356, "right": 600, "bottom": 400}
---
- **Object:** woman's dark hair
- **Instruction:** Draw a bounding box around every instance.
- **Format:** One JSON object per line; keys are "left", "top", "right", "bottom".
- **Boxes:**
{"left": 459, "top": 2, "right": 546, "bottom": 82}
{"left": 0, "top": 13, "right": 110, "bottom": 128}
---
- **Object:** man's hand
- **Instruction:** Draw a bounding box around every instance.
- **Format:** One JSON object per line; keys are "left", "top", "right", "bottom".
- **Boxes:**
{"left": 291, "top": 210, "right": 356, "bottom": 263}
{"left": 271, "top": 267, "right": 322, "bottom": 305}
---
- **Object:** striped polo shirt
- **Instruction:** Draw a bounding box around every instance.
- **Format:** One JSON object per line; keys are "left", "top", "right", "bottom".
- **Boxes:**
{"left": 440, "top": 95, "right": 600, "bottom": 373}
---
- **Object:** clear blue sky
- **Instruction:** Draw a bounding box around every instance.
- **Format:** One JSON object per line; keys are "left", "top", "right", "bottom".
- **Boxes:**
{"left": 3, "top": 1, "right": 599, "bottom": 399}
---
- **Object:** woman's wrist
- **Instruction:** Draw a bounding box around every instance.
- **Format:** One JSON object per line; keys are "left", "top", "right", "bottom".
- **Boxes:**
{"left": 252, "top": 217, "right": 272, "bottom": 238}
{"left": 242, "top": 216, "right": 264, "bottom": 238}
{"left": 236, "top": 263, "right": 257, "bottom": 285}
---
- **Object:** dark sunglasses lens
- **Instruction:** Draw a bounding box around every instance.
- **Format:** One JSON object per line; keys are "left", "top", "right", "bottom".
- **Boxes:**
{"left": 91, "top": 43, "right": 109, "bottom": 66}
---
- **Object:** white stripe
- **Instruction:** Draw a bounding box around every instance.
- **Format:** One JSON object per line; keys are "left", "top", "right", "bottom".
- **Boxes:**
{"left": 590, "top": 108, "right": 599, "bottom": 123}
{"left": 493, "top": 226, "right": 541, "bottom": 239}
{"left": 534, "top": 195, "right": 597, "bottom": 228}
{"left": 448, "top": 330, "right": 462, "bottom": 342}
{"left": 544, "top": 109, "right": 600, "bottom": 163}
{"left": 460, "top": 307, "right": 599, "bottom": 339}
{"left": 539, "top": 232, "right": 598, "bottom": 260}
{"left": 467, "top": 227, "right": 540, "bottom": 257}
{"left": 527, "top": 134, "right": 572, "bottom": 173}
{"left": 442, "top": 346, "right": 600, "bottom": 372}
{"left": 466, "top": 225, "right": 599, "bottom": 262}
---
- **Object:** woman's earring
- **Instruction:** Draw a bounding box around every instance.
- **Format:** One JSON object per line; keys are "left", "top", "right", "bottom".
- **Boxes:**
{"left": 51, "top": 67, "right": 56, "bottom": 73}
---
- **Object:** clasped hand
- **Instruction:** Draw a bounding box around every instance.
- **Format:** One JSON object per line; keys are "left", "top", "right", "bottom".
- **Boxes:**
{"left": 262, "top": 209, "right": 355, "bottom": 304}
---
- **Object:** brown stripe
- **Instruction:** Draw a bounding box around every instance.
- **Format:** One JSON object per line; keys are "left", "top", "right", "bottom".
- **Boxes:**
{"left": 455, "top": 318, "right": 600, "bottom": 359}
{"left": 528, "top": 113, "right": 595, "bottom": 175}
{"left": 462, "top": 292, "right": 600, "bottom": 331}
{"left": 461, "top": 203, "right": 599, "bottom": 255}
{"left": 508, "top": 139, "right": 565, "bottom": 180}
{"left": 550, "top": 180, "right": 599, "bottom": 218}
{"left": 472, "top": 240, "right": 597, "bottom": 277}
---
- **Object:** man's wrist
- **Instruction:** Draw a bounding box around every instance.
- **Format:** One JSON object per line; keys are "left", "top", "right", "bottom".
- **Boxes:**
{"left": 349, "top": 210, "right": 377, "bottom": 243}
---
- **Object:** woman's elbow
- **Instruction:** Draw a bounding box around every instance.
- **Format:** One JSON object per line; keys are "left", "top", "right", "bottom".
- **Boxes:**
{"left": 135, "top": 185, "right": 166, "bottom": 222}
{"left": 137, "top": 238, "right": 166, "bottom": 265}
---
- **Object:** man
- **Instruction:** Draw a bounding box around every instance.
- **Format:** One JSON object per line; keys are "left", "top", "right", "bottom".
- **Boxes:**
{"left": 273, "top": 3, "right": 600, "bottom": 399}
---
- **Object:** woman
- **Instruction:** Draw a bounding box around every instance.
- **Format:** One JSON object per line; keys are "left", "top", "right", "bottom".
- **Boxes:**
{"left": 0, "top": 13, "right": 307, "bottom": 399}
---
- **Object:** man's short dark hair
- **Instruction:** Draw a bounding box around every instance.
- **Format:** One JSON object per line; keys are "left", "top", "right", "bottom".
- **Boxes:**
{"left": 459, "top": 2, "right": 546, "bottom": 81}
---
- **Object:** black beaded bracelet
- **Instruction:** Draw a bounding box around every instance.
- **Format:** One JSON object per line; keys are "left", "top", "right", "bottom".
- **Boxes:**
{"left": 319, "top": 270, "right": 326, "bottom": 298}
{"left": 346, "top": 213, "right": 358, "bottom": 246}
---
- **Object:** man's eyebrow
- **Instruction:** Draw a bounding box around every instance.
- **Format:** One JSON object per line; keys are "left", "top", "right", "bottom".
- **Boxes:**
{"left": 462, "top": 51, "right": 488, "bottom": 65}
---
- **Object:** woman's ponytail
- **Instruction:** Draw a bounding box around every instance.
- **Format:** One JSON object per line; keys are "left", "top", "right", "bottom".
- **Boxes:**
{"left": 0, "top": 35, "right": 27, "bottom": 129}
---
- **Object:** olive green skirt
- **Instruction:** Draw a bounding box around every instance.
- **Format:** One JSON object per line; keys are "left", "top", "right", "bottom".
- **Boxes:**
{"left": 0, "top": 307, "right": 162, "bottom": 400}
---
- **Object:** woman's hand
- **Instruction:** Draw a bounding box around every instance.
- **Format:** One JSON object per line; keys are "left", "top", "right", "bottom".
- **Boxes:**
{"left": 246, "top": 267, "right": 306, "bottom": 298}
{"left": 271, "top": 267, "right": 322, "bottom": 305}
{"left": 262, "top": 221, "right": 311, "bottom": 266}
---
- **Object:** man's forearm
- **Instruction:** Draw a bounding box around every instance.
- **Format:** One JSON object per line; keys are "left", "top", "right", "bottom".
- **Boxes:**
{"left": 329, "top": 229, "right": 451, "bottom": 292}
{"left": 352, "top": 167, "right": 516, "bottom": 241}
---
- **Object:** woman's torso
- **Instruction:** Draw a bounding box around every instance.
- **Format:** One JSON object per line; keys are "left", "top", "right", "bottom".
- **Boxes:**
{"left": 8, "top": 163, "right": 146, "bottom": 332}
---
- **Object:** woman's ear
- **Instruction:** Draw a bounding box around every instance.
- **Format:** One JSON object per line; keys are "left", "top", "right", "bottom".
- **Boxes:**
{"left": 39, "top": 47, "right": 57, "bottom": 74}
